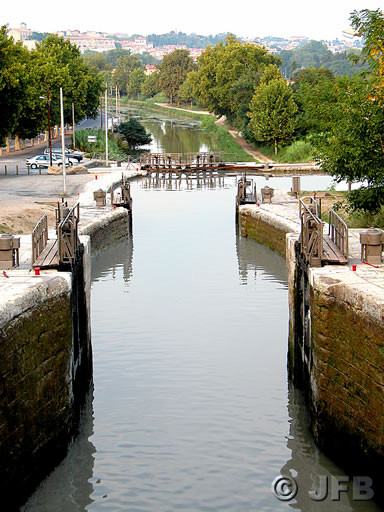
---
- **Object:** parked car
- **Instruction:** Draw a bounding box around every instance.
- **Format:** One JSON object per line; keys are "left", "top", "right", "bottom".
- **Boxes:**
{"left": 44, "top": 147, "right": 83, "bottom": 162}
{"left": 26, "top": 154, "right": 73, "bottom": 169}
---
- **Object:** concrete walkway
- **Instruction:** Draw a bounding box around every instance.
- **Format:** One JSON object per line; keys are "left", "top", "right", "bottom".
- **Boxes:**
{"left": 240, "top": 198, "right": 384, "bottom": 319}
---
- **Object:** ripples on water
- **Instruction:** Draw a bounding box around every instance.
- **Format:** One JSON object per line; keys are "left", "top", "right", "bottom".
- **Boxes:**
{"left": 22, "top": 177, "right": 382, "bottom": 512}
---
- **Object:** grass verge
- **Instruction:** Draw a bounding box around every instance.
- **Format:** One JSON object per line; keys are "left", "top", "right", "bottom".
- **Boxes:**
{"left": 253, "top": 139, "right": 314, "bottom": 163}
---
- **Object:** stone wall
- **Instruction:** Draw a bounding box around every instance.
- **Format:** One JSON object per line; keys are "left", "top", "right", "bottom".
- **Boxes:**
{"left": 240, "top": 204, "right": 384, "bottom": 497}
{"left": 308, "top": 271, "right": 384, "bottom": 485}
{"left": 239, "top": 205, "right": 298, "bottom": 257}
{"left": 0, "top": 276, "right": 75, "bottom": 510}
{"left": 80, "top": 208, "right": 130, "bottom": 252}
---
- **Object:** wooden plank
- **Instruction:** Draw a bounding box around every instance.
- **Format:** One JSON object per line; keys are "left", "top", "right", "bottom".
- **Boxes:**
{"left": 33, "top": 239, "right": 59, "bottom": 269}
{"left": 322, "top": 235, "right": 348, "bottom": 264}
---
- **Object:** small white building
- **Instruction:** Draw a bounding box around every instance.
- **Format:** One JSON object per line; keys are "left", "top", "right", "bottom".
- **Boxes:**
{"left": 8, "top": 23, "right": 32, "bottom": 42}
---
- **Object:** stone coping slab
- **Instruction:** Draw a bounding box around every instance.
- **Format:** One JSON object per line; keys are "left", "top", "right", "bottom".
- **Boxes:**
{"left": 0, "top": 271, "right": 71, "bottom": 329}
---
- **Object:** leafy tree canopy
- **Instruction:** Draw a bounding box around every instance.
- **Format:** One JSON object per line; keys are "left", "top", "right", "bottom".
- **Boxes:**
{"left": 142, "top": 71, "right": 161, "bottom": 98}
{"left": 127, "top": 67, "right": 146, "bottom": 99}
{"left": 247, "top": 69, "right": 298, "bottom": 154}
{"left": 31, "top": 35, "right": 103, "bottom": 125}
{"left": 119, "top": 119, "right": 152, "bottom": 149}
{"left": 158, "top": 49, "right": 195, "bottom": 104}
{"left": 194, "top": 35, "right": 281, "bottom": 118}
{"left": 147, "top": 31, "right": 230, "bottom": 49}
{"left": 350, "top": 8, "right": 384, "bottom": 100}
{"left": 313, "top": 76, "right": 384, "bottom": 212}
{"left": 113, "top": 54, "right": 142, "bottom": 94}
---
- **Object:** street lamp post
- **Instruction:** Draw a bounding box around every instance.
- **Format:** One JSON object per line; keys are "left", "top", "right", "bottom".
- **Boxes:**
{"left": 39, "top": 89, "right": 53, "bottom": 167}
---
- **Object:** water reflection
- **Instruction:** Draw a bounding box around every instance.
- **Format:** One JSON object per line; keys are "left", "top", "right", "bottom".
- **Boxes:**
{"left": 141, "top": 173, "right": 226, "bottom": 191}
{"left": 91, "top": 237, "right": 133, "bottom": 285}
{"left": 236, "top": 233, "right": 287, "bottom": 287}
{"left": 281, "top": 383, "right": 382, "bottom": 511}
{"left": 122, "top": 107, "right": 216, "bottom": 154}
{"left": 21, "top": 392, "right": 96, "bottom": 512}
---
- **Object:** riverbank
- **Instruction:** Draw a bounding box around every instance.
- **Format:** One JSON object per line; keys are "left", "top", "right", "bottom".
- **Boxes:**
{"left": 239, "top": 199, "right": 384, "bottom": 500}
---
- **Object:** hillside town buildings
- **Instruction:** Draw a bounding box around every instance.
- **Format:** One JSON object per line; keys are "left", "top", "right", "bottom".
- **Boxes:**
{"left": 6, "top": 23, "right": 362, "bottom": 59}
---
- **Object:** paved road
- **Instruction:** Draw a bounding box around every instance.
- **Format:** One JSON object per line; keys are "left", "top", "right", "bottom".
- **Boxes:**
{"left": 0, "top": 115, "right": 102, "bottom": 171}
{"left": 0, "top": 173, "right": 94, "bottom": 203}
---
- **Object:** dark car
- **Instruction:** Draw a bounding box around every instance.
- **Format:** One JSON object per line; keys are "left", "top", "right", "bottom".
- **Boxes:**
{"left": 44, "top": 147, "right": 83, "bottom": 162}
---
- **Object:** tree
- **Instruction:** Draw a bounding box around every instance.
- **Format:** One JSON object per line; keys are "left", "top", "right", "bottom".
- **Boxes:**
{"left": 119, "top": 119, "right": 152, "bottom": 149}
{"left": 248, "top": 73, "right": 298, "bottom": 154}
{"left": 158, "top": 49, "right": 195, "bottom": 104}
{"left": 142, "top": 72, "right": 161, "bottom": 98}
{"left": 350, "top": 8, "right": 384, "bottom": 100}
{"left": 313, "top": 76, "right": 384, "bottom": 212}
{"left": 194, "top": 35, "right": 280, "bottom": 118}
{"left": 113, "top": 54, "right": 142, "bottom": 94}
{"left": 104, "top": 48, "right": 132, "bottom": 68}
{"left": 178, "top": 71, "right": 200, "bottom": 106}
{"left": 127, "top": 68, "right": 145, "bottom": 99}
{"left": 292, "top": 68, "right": 336, "bottom": 135}
{"left": 31, "top": 35, "right": 103, "bottom": 126}
{"left": 310, "top": 9, "right": 384, "bottom": 213}
{"left": 82, "top": 52, "right": 112, "bottom": 72}
{"left": 0, "top": 26, "right": 42, "bottom": 144}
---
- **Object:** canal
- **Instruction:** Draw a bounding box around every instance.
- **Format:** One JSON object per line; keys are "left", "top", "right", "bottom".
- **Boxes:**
{"left": 22, "top": 171, "right": 381, "bottom": 511}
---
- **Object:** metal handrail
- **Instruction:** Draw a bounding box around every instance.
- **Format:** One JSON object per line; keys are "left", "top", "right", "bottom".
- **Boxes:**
{"left": 31, "top": 214, "right": 48, "bottom": 264}
{"left": 328, "top": 208, "right": 349, "bottom": 259}
{"left": 299, "top": 196, "right": 320, "bottom": 218}
{"left": 299, "top": 197, "right": 323, "bottom": 267}
{"left": 57, "top": 202, "right": 80, "bottom": 265}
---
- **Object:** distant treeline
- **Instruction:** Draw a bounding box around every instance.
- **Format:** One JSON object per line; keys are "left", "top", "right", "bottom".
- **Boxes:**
{"left": 280, "top": 40, "right": 367, "bottom": 78}
{"left": 147, "top": 32, "right": 230, "bottom": 48}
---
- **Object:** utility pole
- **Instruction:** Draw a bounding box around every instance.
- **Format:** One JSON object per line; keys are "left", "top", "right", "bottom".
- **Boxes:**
{"left": 72, "top": 102, "right": 75, "bottom": 149}
{"left": 60, "top": 87, "right": 66, "bottom": 197}
{"left": 100, "top": 95, "right": 103, "bottom": 130}
{"left": 105, "top": 87, "right": 109, "bottom": 166}
{"left": 110, "top": 86, "right": 113, "bottom": 130}
{"left": 60, "top": 87, "right": 66, "bottom": 195}
{"left": 115, "top": 86, "right": 118, "bottom": 120}
{"left": 47, "top": 88, "right": 52, "bottom": 167}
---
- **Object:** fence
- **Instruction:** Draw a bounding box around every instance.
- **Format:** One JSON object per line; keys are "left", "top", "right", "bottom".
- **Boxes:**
{"left": 57, "top": 202, "right": 80, "bottom": 265}
{"left": 328, "top": 208, "right": 349, "bottom": 260}
{"left": 299, "top": 196, "right": 323, "bottom": 267}
{"left": 31, "top": 214, "right": 48, "bottom": 264}
{"left": 1, "top": 165, "right": 47, "bottom": 175}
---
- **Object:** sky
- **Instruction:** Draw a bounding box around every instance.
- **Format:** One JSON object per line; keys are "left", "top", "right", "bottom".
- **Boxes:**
{"left": 4, "top": 0, "right": 383, "bottom": 40}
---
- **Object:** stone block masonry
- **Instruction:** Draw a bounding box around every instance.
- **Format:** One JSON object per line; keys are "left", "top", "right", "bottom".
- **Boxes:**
{"left": 240, "top": 202, "right": 299, "bottom": 257}
{"left": 308, "top": 266, "right": 384, "bottom": 486}
{"left": 239, "top": 201, "right": 384, "bottom": 500}
{"left": 0, "top": 274, "right": 74, "bottom": 510}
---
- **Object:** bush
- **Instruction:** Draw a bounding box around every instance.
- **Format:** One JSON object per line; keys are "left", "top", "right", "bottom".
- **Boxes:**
{"left": 119, "top": 119, "right": 152, "bottom": 149}
{"left": 280, "top": 140, "right": 313, "bottom": 162}
{"left": 75, "top": 129, "right": 128, "bottom": 160}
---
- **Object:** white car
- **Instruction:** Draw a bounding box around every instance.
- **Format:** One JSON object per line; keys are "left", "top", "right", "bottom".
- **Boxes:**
{"left": 26, "top": 154, "right": 73, "bottom": 169}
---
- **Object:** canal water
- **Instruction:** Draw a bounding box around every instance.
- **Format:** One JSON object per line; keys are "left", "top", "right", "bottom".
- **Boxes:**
{"left": 22, "top": 176, "right": 381, "bottom": 512}
{"left": 123, "top": 106, "right": 216, "bottom": 155}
